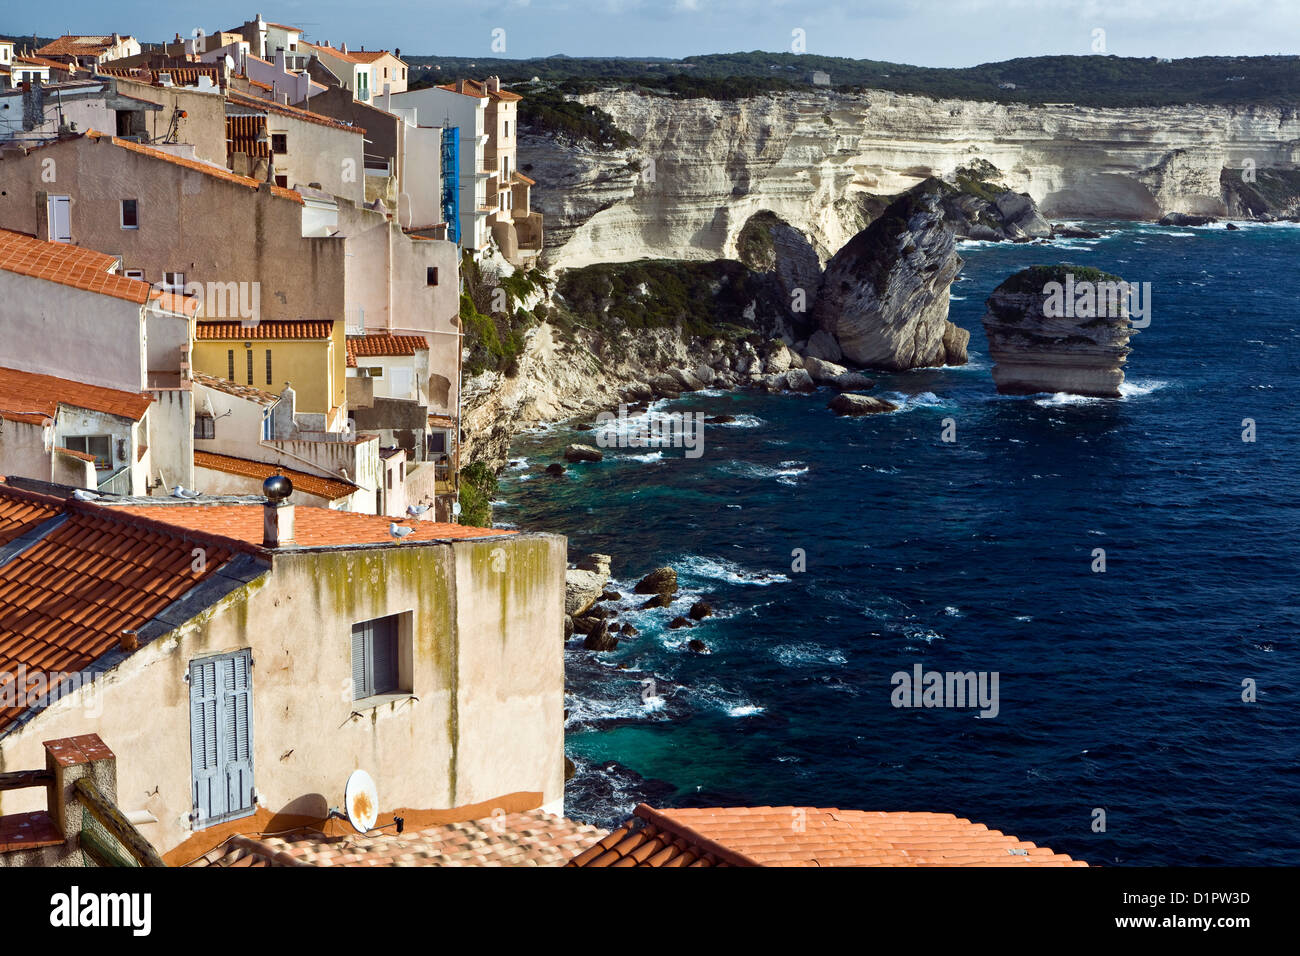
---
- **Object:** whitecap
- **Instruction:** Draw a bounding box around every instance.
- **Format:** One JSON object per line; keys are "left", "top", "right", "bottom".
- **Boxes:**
{"left": 678, "top": 554, "right": 790, "bottom": 586}
{"left": 1118, "top": 379, "right": 1167, "bottom": 398}
{"left": 727, "top": 704, "right": 765, "bottom": 718}
{"left": 772, "top": 643, "right": 848, "bottom": 667}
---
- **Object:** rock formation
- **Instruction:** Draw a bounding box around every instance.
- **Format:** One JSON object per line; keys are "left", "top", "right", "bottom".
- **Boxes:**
{"left": 828, "top": 393, "right": 899, "bottom": 416}
{"left": 981, "top": 265, "right": 1137, "bottom": 398}
{"left": 813, "top": 180, "right": 968, "bottom": 370}
{"left": 523, "top": 88, "right": 1300, "bottom": 271}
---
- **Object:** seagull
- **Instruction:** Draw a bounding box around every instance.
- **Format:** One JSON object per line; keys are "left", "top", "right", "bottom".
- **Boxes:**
{"left": 406, "top": 504, "right": 430, "bottom": 518}
{"left": 389, "top": 523, "right": 414, "bottom": 540}
{"left": 171, "top": 485, "right": 202, "bottom": 499}
{"left": 72, "top": 488, "right": 100, "bottom": 501}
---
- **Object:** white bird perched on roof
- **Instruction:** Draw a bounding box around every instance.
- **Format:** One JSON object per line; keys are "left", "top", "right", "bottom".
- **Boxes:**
{"left": 172, "top": 485, "right": 202, "bottom": 499}
{"left": 406, "top": 504, "right": 429, "bottom": 518}
{"left": 72, "top": 488, "right": 100, "bottom": 501}
{"left": 389, "top": 522, "right": 414, "bottom": 540}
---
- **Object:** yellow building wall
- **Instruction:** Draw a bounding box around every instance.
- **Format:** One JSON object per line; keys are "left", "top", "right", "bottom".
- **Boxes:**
{"left": 192, "top": 336, "right": 337, "bottom": 415}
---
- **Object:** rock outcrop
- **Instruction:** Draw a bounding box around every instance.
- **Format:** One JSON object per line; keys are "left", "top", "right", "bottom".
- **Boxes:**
{"left": 828, "top": 393, "right": 899, "bottom": 416}
{"left": 564, "top": 443, "right": 604, "bottom": 463}
{"left": 813, "top": 180, "right": 968, "bottom": 370}
{"left": 981, "top": 265, "right": 1137, "bottom": 398}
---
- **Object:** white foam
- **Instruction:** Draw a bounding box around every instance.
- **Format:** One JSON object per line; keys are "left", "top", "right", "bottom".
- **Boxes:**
{"left": 772, "top": 643, "right": 847, "bottom": 667}
{"left": 727, "top": 704, "right": 765, "bottom": 718}
{"left": 678, "top": 554, "right": 790, "bottom": 586}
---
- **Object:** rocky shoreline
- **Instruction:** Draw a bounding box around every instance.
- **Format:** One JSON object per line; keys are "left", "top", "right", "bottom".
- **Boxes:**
{"left": 565, "top": 555, "right": 716, "bottom": 656}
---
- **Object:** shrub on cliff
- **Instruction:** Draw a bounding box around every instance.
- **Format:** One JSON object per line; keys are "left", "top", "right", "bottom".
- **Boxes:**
{"left": 458, "top": 462, "right": 499, "bottom": 528}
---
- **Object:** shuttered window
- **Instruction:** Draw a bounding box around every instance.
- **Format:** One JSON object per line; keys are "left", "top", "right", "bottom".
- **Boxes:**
{"left": 189, "top": 649, "right": 255, "bottom": 827}
{"left": 351, "top": 616, "right": 399, "bottom": 699}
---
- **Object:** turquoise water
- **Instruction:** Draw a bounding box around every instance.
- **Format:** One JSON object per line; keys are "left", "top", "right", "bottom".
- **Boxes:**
{"left": 498, "top": 221, "right": 1300, "bottom": 865}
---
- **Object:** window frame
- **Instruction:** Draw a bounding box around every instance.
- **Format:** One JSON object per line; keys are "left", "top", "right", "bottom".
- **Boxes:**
{"left": 65, "top": 434, "right": 113, "bottom": 470}
{"left": 350, "top": 612, "right": 411, "bottom": 703}
{"left": 120, "top": 198, "right": 139, "bottom": 230}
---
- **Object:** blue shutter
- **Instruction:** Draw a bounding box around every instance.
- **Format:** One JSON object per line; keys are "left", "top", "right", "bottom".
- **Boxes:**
{"left": 351, "top": 623, "right": 369, "bottom": 698}
{"left": 189, "top": 658, "right": 223, "bottom": 824}
{"left": 372, "top": 620, "right": 397, "bottom": 695}
{"left": 190, "top": 650, "right": 255, "bottom": 827}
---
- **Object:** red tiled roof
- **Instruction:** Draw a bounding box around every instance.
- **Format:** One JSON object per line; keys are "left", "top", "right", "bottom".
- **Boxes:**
{"left": 0, "top": 488, "right": 245, "bottom": 732}
{"left": 195, "top": 321, "right": 334, "bottom": 340}
{"left": 193, "top": 810, "right": 605, "bottom": 867}
{"left": 109, "top": 504, "right": 513, "bottom": 548}
{"left": 0, "top": 365, "right": 153, "bottom": 424}
{"left": 0, "top": 484, "right": 62, "bottom": 547}
{"left": 0, "top": 228, "right": 150, "bottom": 304}
{"left": 438, "top": 79, "right": 523, "bottom": 102}
{"left": 264, "top": 23, "right": 302, "bottom": 32}
{"left": 194, "top": 452, "right": 358, "bottom": 501}
{"left": 347, "top": 50, "right": 400, "bottom": 65}
{"left": 512, "top": 170, "right": 536, "bottom": 186}
{"left": 345, "top": 333, "right": 428, "bottom": 367}
{"left": 84, "top": 131, "right": 303, "bottom": 203}
{"left": 101, "top": 65, "right": 222, "bottom": 87}
{"left": 150, "top": 290, "right": 201, "bottom": 316}
{"left": 36, "top": 36, "right": 133, "bottom": 57}
{"left": 568, "top": 804, "right": 1087, "bottom": 867}
{"left": 192, "top": 371, "right": 279, "bottom": 405}
{"left": 14, "top": 55, "right": 75, "bottom": 73}
{"left": 226, "top": 89, "right": 365, "bottom": 135}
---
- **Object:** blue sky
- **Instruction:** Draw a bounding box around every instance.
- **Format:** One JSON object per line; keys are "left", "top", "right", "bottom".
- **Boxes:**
{"left": 4, "top": 1, "right": 1296, "bottom": 65}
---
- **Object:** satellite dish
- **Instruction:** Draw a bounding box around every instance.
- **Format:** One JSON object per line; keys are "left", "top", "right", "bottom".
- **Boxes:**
{"left": 452, "top": 501, "right": 462, "bottom": 517}
{"left": 343, "top": 769, "right": 378, "bottom": 833}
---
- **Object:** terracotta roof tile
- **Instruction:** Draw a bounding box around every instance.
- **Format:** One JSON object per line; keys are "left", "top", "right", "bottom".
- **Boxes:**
{"left": 84, "top": 132, "right": 302, "bottom": 203}
{"left": 193, "top": 371, "right": 280, "bottom": 406}
{"left": 0, "top": 228, "right": 150, "bottom": 304}
{"left": 0, "top": 484, "right": 63, "bottom": 547}
{"left": 567, "top": 804, "right": 1087, "bottom": 867}
{"left": 36, "top": 36, "right": 133, "bottom": 57}
{"left": 108, "top": 503, "right": 514, "bottom": 548}
{"left": 14, "top": 55, "right": 75, "bottom": 73}
{"left": 347, "top": 50, "right": 400, "bottom": 64}
{"left": 195, "top": 320, "right": 333, "bottom": 340}
{"left": 195, "top": 810, "right": 605, "bottom": 867}
{"left": 194, "top": 451, "right": 358, "bottom": 501}
{"left": 345, "top": 333, "right": 428, "bottom": 367}
{"left": 0, "top": 365, "right": 153, "bottom": 424}
{"left": 0, "top": 487, "right": 245, "bottom": 733}
{"left": 225, "top": 89, "right": 365, "bottom": 135}
{"left": 438, "top": 79, "right": 523, "bottom": 102}
{"left": 101, "top": 65, "right": 222, "bottom": 87}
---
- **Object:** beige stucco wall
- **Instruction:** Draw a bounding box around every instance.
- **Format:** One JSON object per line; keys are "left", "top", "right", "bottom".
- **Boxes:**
{"left": 270, "top": 113, "right": 365, "bottom": 205}
{"left": 0, "top": 530, "right": 566, "bottom": 854}
{"left": 116, "top": 80, "right": 230, "bottom": 166}
{"left": 0, "top": 270, "right": 147, "bottom": 394}
{"left": 0, "top": 417, "right": 53, "bottom": 483}
{"left": 145, "top": 387, "right": 194, "bottom": 490}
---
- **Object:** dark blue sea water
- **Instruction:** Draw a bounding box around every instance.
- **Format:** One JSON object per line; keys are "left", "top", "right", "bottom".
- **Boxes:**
{"left": 498, "top": 221, "right": 1299, "bottom": 866}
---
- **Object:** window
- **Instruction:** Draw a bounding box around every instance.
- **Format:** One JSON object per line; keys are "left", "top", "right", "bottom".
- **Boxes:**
{"left": 164, "top": 271, "right": 184, "bottom": 292}
{"left": 351, "top": 615, "right": 401, "bottom": 699}
{"left": 227, "top": 349, "right": 235, "bottom": 381}
{"left": 428, "top": 431, "right": 447, "bottom": 454}
{"left": 386, "top": 468, "right": 392, "bottom": 490}
{"left": 504, "top": 120, "right": 509, "bottom": 138}
{"left": 365, "top": 366, "right": 383, "bottom": 378}
{"left": 194, "top": 414, "right": 215, "bottom": 439}
{"left": 270, "top": 133, "right": 287, "bottom": 154}
{"left": 401, "top": 68, "right": 406, "bottom": 80}
{"left": 246, "top": 349, "right": 254, "bottom": 385}
{"left": 265, "top": 349, "right": 272, "bottom": 386}
{"left": 120, "top": 199, "right": 138, "bottom": 229}
{"left": 274, "top": 175, "right": 288, "bottom": 188}
{"left": 47, "top": 195, "right": 71, "bottom": 243}
{"left": 124, "top": 268, "right": 145, "bottom": 280}
{"left": 64, "top": 435, "right": 112, "bottom": 469}
{"left": 426, "top": 266, "right": 438, "bottom": 286}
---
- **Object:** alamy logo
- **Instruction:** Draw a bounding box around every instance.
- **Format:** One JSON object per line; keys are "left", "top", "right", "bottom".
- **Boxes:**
{"left": 890, "top": 664, "right": 1000, "bottom": 718}
{"left": 50, "top": 887, "right": 151, "bottom": 936}
{"left": 154, "top": 280, "right": 261, "bottom": 325}
{"left": 1042, "top": 273, "right": 1152, "bottom": 328}
{"left": 594, "top": 404, "right": 705, "bottom": 459}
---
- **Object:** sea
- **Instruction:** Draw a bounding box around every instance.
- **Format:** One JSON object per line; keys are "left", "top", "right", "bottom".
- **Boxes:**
{"left": 495, "top": 220, "right": 1299, "bottom": 866}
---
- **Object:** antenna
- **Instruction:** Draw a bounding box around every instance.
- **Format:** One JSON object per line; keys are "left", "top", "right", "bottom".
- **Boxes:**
{"left": 343, "top": 769, "right": 378, "bottom": 833}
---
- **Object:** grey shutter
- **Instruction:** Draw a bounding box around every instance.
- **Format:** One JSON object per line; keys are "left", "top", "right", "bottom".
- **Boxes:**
{"left": 222, "top": 650, "right": 255, "bottom": 818}
{"left": 189, "top": 658, "right": 223, "bottom": 823}
{"left": 190, "top": 650, "right": 255, "bottom": 826}
{"left": 372, "top": 619, "right": 397, "bottom": 695}
{"left": 352, "top": 622, "right": 370, "bottom": 699}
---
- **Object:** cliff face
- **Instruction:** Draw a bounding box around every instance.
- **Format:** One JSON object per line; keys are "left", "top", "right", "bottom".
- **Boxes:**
{"left": 524, "top": 89, "right": 1300, "bottom": 270}
{"left": 981, "top": 265, "right": 1136, "bottom": 398}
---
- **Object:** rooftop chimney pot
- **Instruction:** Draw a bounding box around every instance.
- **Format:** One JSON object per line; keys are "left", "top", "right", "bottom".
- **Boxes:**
{"left": 263, "top": 475, "right": 295, "bottom": 547}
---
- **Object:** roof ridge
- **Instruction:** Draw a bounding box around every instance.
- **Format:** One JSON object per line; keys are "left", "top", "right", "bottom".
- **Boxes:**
{"left": 0, "top": 481, "right": 71, "bottom": 511}
{"left": 632, "top": 804, "right": 761, "bottom": 867}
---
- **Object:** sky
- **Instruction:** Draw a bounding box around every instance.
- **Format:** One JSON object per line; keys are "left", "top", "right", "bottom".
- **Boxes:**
{"left": 4, "top": 0, "right": 1297, "bottom": 65}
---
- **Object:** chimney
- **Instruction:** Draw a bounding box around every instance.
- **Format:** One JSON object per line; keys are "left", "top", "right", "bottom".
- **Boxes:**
{"left": 112, "top": 33, "right": 121, "bottom": 47}
{"left": 262, "top": 475, "right": 294, "bottom": 547}
{"left": 340, "top": 42, "right": 348, "bottom": 54}
{"left": 487, "top": 75, "right": 500, "bottom": 93}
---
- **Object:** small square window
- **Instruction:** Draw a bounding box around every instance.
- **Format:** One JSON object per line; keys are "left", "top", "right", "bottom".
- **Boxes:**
{"left": 194, "top": 414, "right": 215, "bottom": 439}
{"left": 64, "top": 435, "right": 113, "bottom": 469}
{"left": 271, "top": 133, "right": 287, "bottom": 154}
{"left": 121, "top": 199, "right": 138, "bottom": 229}
{"left": 351, "top": 615, "right": 403, "bottom": 699}
{"left": 274, "top": 174, "right": 288, "bottom": 188}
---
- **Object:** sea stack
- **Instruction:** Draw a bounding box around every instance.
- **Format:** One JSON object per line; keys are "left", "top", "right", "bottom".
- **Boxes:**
{"left": 981, "top": 265, "right": 1137, "bottom": 398}
{"left": 813, "top": 179, "right": 968, "bottom": 370}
